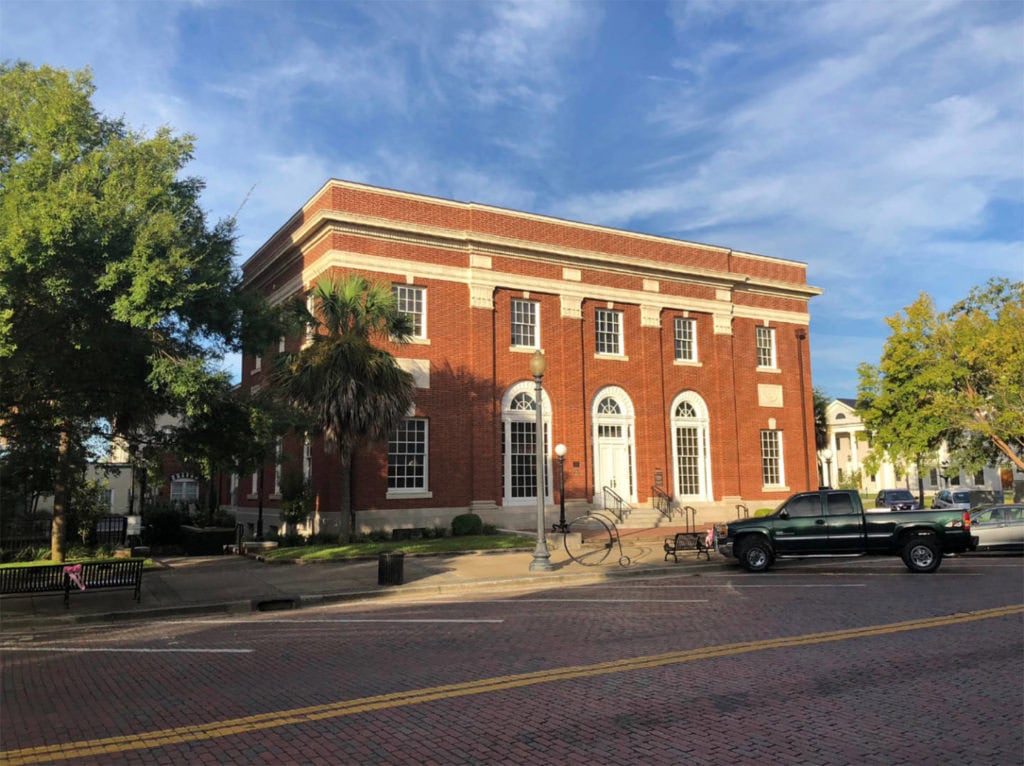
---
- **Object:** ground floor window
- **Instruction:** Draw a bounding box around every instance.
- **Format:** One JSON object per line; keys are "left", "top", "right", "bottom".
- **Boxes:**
{"left": 171, "top": 478, "right": 200, "bottom": 503}
{"left": 388, "top": 418, "right": 428, "bottom": 491}
{"left": 760, "top": 430, "right": 784, "bottom": 487}
{"left": 501, "top": 383, "right": 551, "bottom": 504}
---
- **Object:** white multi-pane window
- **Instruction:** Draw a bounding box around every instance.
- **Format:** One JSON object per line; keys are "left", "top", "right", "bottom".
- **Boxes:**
{"left": 393, "top": 284, "right": 426, "bottom": 338}
{"left": 278, "top": 335, "right": 286, "bottom": 353}
{"left": 253, "top": 354, "right": 262, "bottom": 373}
{"left": 388, "top": 419, "right": 428, "bottom": 491}
{"left": 171, "top": 479, "right": 200, "bottom": 503}
{"left": 303, "top": 434, "right": 313, "bottom": 482}
{"left": 674, "top": 317, "right": 697, "bottom": 362}
{"left": 251, "top": 470, "right": 259, "bottom": 495}
{"left": 756, "top": 326, "right": 776, "bottom": 368}
{"left": 760, "top": 430, "right": 784, "bottom": 487}
{"left": 97, "top": 488, "right": 113, "bottom": 512}
{"left": 230, "top": 473, "right": 239, "bottom": 506}
{"left": 595, "top": 309, "right": 623, "bottom": 355}
{"left": 511, "top": 299, "right": 539, "bottom": 348}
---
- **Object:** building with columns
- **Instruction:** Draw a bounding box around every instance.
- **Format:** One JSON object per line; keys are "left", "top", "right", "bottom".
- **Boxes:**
{"left": 233, "top": 180, "right": 823, "bottom": 535}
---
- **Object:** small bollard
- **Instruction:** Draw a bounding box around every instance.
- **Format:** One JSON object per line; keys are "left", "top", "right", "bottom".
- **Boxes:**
{"left": 378, "top": 552, "right": 405, "bottom": 586}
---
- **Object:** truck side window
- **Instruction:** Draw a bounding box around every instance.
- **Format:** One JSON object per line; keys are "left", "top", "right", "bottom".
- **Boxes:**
{"left": 785, "top": 495, "right": 821, "bottom": 518}
{"left": 826, "top": 493, "right": 855, "bottom": 515}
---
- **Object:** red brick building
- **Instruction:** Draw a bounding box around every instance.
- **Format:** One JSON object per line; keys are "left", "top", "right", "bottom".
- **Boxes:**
{"left": 233, "top": 180, "right": 822, "bottom": 536}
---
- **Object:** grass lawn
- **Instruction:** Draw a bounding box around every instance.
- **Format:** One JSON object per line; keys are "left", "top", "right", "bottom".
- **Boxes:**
{"left": 262, "top": 534, "right": 537, "bottom": 563}
{"left": 0, "top": 557, "right": 157, "bottom": 569}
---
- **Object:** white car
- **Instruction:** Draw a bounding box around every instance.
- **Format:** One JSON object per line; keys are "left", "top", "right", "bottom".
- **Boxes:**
{"left": 970, "top": 504, "right": 1024, "bottom": 552}
{"left": 932, "top": 488, "right": 996, "bottom": 511}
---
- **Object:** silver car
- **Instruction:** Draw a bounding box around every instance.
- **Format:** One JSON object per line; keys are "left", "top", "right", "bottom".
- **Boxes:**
{"left": 970, "top": 504, "right": 1024, "bottom": 552}
{"left": 932, "top": 488, "right": 979, "bottom": 510}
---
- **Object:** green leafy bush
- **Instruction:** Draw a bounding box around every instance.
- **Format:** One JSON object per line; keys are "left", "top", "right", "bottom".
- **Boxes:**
{"left": 432, "top": 526, "right": 448, "bottom": 539}
{"left": 451, "top": 513, "right": 483, "bottom": 536}
{"left": 481, "top": 523, "right": 498, "bottom": 535}
{"left": 753, "top": 508, "right": 775, "bottom": 518}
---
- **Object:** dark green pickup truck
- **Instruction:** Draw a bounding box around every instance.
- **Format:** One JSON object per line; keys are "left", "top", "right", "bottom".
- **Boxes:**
{"left": 714, "top": 489, "right": 978, "bottom": 573}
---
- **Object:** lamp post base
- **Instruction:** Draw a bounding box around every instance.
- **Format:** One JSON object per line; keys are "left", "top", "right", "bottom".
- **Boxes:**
{"left": 529, "top": 542, "right": 554, "bottom": 571}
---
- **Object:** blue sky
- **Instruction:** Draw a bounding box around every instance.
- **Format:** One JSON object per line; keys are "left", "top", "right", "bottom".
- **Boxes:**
{"left": 3, "top": 0, "right": 1022, "bottom": 397}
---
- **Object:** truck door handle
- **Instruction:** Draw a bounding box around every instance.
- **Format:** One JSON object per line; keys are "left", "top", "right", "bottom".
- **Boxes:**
{"left": 815, "top": 519, "right": 825, "bottom": 525}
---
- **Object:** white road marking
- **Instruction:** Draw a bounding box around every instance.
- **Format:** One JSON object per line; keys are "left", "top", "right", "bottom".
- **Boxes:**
{"left": 165, "top": 618, "right": 505, "bottom": 624}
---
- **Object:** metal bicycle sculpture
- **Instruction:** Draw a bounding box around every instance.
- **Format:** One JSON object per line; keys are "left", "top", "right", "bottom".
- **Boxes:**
{"left": 560, "top": 509, "right": 631, "bottom": 567}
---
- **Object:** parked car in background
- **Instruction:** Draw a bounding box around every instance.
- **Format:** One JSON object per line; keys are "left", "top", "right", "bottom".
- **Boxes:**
{"left": 874, "top": 489, "right": 920, "bottom": 511}
{"left": 970, "top": 504, "right": 1024, "bottom": 552}
{"left": 932, "top": 487, "right": 1001, "bottom": 510}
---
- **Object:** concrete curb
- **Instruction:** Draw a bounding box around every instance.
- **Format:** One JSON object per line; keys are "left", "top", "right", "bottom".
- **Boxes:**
{"left": 0, "top": 559, "right": 722, "bottom": 631}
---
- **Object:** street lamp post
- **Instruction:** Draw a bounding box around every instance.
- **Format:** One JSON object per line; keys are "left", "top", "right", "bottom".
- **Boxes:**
{"left": 529, "top": 350, "right": 553, "bottom": 571}
{"left": 822, "top": 448, "right": 833, "bottom": 488}
{"left": 553, "top": 443, "right": 568, "bottom": 533}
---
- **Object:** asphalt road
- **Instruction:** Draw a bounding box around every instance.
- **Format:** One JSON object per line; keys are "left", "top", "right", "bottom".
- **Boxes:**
{"left": 2, "top": 555, "right": 1022, "bottom": 765}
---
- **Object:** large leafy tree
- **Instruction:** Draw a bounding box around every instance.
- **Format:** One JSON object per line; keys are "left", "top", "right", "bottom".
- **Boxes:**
{"left": 856, "top": 280, "right": 1024, "bottom": 486}
{"left": 0, "top": 63, "right": 275, "bottom": 560}
{"left": 273, "top": 276, "right": 416, "bottom": 541}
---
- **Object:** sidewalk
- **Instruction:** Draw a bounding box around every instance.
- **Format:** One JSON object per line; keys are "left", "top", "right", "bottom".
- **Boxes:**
{"left": 0, "top": 536, "right": 722, "bottom": 631}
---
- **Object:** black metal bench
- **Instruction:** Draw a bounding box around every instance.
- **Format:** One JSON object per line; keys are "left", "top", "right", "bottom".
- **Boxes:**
{"left": 0, "top": 559, "right": 143, "bottom": 608}
{"left": 664, "top": 532, "right": 711, "bottom": 562}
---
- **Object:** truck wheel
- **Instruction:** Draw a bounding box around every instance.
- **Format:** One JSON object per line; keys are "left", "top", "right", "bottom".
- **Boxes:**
{"left": 902, "top": 537, "right": 941, "bottom": 573}
{"left": 738, "top": 538, "right": 773, "bottom": 572}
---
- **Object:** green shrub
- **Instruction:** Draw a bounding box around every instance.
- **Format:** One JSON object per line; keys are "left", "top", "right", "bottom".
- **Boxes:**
{"left": 481, "top": 523, "right": 498, "bottom": 535}
{"left": 753, "top": 508, "right": 775, "bottom": 518}
{"left": 432, "top": 526, "right": 449, "bottom": 539}
{"left": 367, "top": 529, "right": 391, "bottom": 543}
{"left": 307, "top": 532, "right": 339, "bottom": 546}
{"left": 451, "top": 513, "right": 483, "bottom": 536}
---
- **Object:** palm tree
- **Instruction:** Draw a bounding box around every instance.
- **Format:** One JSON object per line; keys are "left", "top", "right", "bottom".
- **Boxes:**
{"left": 273, "top": 276, "right": 416, "bottom": 541}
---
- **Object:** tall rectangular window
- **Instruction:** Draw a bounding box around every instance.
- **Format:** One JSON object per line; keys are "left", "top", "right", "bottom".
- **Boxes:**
{"left": 674, "top": 317, "right": 697, "bottom": 361}
{"left": 393, "top": 284, "right": 426, "bottom": 338}
{"left": 511, "top": 299, "right": 539, "bottom": 348}
{"left": 761, "top": 430, "right": 784, "bottom": 487}
{"left": 595, "top": 309, "right": 623, "bottom": 355}
{"left": 756, "top": 326, "right": 776, "bottom": 368}
{"left": 274, "top": 438, "right": 283, "bottom": 495}
{"left": 388, "top": 418, "right": 428, "bottom": 491}
{"left": 97, "top": 488, "right": 113, "bottom": 512}
{"left": 303, "top": 435, "right": 313, "bottom": 481}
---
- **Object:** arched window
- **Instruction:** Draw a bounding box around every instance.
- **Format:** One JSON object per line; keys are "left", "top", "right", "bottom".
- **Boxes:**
{"left": 501, "top": 382, "right": 551, "bottom": 505}
{"left": 670, "top": 392, "right": 712, "bottom": 501}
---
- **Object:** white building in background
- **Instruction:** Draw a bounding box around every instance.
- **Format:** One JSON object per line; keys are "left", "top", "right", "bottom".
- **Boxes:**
{"left": 822, "top": 399, "right": 1005, "bottom": 496}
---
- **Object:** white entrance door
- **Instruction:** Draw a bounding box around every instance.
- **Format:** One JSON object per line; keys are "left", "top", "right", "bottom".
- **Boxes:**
{"left": 597, "top": 439, "right": 631, "bottom": 498}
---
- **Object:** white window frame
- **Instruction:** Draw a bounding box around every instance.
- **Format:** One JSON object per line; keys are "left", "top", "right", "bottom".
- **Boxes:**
{"left": 387, "top": 418, "right": 431, "bottom": 498}
{"left": 253, "top": 354, "right": 262, "bottom": 374}
{"left": 595, "top": 309, "right": 623, "bottom": 356}
{"left": 393, "top": 284, "right": 426, "bottom": 340}
{"left": 303, "top": 434, "right": 313, "bottom": 482}
{"left": 501, "top": 382, "right": 552, "bottom": 506}
{"left": 171, "top": 478, "right": 200, "bottom": 504}
{"left": 756, "top": 326, "right": 777, "bottom": 369}
{"left": 760, "top": 429, "right": 785, "bottom": 488}
{"left": 278, "top": 335, "right": 286, "bottom": 353}
{"left": 510, "top": 298, "right": 539, "bottom": 349}
{"left": 674, "top": 317, "right": 697, "bottom": 363}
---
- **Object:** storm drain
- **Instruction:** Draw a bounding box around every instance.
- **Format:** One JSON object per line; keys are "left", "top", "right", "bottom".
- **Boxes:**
{"left": 255, "top": 598, "right": 298, "bottom": 612}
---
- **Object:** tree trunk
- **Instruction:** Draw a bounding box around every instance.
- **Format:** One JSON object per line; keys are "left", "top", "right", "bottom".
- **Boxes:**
{"left": 50, "top": 428, "right": 70, "bottom": 562}
{"left": 256, "top": 468, "right": 265, "bottom": 541}
{"left": 339, "top": 448, "right": 355, "bottom": 543}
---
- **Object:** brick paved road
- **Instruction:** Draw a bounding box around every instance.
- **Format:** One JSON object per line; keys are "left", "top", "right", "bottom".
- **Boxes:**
{"left": 2, "top": 555, "right": 1022, "bottom": 765}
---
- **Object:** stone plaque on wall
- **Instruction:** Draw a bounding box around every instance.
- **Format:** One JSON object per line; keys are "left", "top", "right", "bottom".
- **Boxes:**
{"left": 758, "top": 383, "right": 784, "bottom": 408}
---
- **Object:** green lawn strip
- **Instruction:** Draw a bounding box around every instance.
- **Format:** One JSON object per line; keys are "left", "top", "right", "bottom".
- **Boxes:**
{"left": 262, "top": 534, "right": 536, "bottom": 562}
{"left": 0, "top": 557, "right": 156, "bottom": 569}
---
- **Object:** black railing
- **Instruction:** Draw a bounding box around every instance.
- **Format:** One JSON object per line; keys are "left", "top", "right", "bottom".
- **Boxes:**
{"left": 651, "top": 485, "right": 680, "bottom": 520}
{"left": 601, "top": 486, "right": 632, "bottom": 522}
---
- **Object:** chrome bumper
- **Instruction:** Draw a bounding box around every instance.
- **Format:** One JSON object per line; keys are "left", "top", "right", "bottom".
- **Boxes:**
{"left": 714, "top": 538, "right": 734, "bottom": 558}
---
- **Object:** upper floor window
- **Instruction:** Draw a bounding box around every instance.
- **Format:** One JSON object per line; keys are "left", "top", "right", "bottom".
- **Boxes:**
{"left": 253, "top": 354, "right": 262, "bottom": 373}
{"left": 303, "top": 434, "right": 313, "bottom": 481}
{"left": 674, "top": 317, "right": 697, "bottom": 362}
{"left": 388, "top": 418, "right": 428, "bottom": 491}
{"left": 511, "top": 299, "right": 539, "bottom": 348}
{"left": 595, "top": 309, "right": 623, "bottom": 356}
{"left": 756, "top": 326, "right": 776, "bottom": 368}
{"left": 278, "top": 336, "right": 286, "bottom": 353}
{"left": 171, "top": 478, "right": 200, "bottom": 504}
{"left": 393, "top": 284, "right": 426, "bottom": 339}
{"left": 760, "top": 429, "right": 784, "bottom": 487}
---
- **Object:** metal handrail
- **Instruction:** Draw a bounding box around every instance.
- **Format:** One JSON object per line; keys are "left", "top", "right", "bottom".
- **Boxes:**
{"left": 601, "top": 486, "right": 632, "bottom": 522}
{"left": 651, "top": 485, "right": 680, "bottom": 520}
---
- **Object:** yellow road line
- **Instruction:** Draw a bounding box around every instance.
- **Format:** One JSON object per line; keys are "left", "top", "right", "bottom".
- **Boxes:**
{"left": 3, "top": 604, "right": 1021, "bottom": 765}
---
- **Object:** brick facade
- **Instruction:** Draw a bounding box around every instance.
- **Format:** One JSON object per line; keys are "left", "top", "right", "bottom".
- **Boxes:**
{"left": 232, "top": 180, "right": 822, "bottom": 535}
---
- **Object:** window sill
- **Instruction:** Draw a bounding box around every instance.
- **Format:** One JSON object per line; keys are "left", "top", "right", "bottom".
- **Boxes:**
{"left": 386, "top": 490, "right": 433, "bottom": 500}
{"left": 594, "top": 353, "right": 629, "bottom": 362}
{"left": 673, "top": 359, "right": 702, "bottom": 367}
{"left": 762, "top": 485, "right": 790, "bottom": 492}
{"left": 246, "top": 494, "right": 258, "bottom": 500}
{"left": 403, "top": 337, "right": 431, "bottom": 346}
{"left": 269, "top": 494, "right": 281, "bottom": 500}
{"left": 509, "top": 345, "right": 542, "bottom": 354}
{"left": 756, "top": 366, "right": 781, "bottom": 374}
